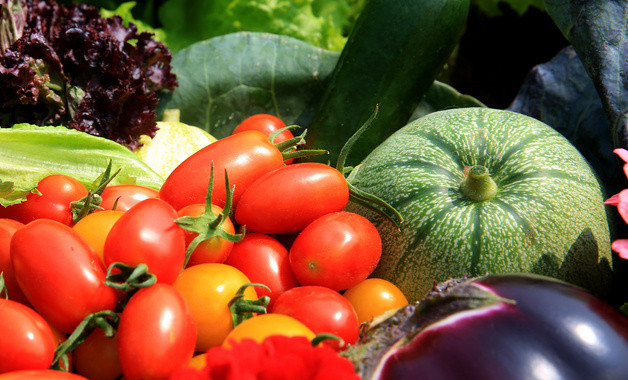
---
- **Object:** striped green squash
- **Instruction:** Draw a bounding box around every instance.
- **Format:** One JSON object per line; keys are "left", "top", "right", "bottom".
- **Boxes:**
{"left": 348, "top": 107, "right": 613, "bottom": 302}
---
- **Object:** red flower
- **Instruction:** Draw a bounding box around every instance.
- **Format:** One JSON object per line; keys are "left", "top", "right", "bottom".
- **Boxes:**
{"left": 170, "top": 335, "right": 360, "bottom": 380}
{"left": 604, "top": 149, "right": 628, "bottom": 259}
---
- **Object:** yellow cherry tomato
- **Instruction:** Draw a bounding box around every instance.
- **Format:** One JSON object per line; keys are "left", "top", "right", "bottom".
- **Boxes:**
{"left": 73, "top": 210, "right": 124, "bottom": 264}
{"left": 188, "top": 353, "right": 207, "bottom": 369}
{"left": 342, "top": 278, "right": 409, "bottom": 324}
{"left": 173, "top": 263, "right": 257, "bottom": 351}
{"left": 222, "top": 313, "right": 315, "bottom": 348}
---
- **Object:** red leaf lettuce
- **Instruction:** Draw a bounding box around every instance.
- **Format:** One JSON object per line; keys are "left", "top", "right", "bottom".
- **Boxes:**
{"left": 0, "top": 0, "right": 177, "bottom": 149}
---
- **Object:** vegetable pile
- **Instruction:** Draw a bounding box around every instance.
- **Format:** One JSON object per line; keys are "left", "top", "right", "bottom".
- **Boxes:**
{"left": 1, "top": 0, "right": 628, "bottom": 379}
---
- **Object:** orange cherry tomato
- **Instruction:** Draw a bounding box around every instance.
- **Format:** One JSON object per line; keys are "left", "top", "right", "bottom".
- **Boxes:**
{"left": 73, "top": 210, "right": 124, "bottom": 264}
{"left": 222, "top": 313, "right": 315, "bottom": 348}
{"left": 342, "top": 278, "right": 409, "bottom": 324}
{"left": 173, "top": 263, "right": 258, "bottom": 351}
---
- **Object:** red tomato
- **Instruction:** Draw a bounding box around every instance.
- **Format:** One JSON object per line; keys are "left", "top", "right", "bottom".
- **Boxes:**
{"left": 160, "top": 130, "right": 285, "bottom": 211}
{"left": 10, "top": 219, "right": 118, "bottom": 333}
{"left": 0, "top": 370, "right": 87, "bottom": 379}
{"left": 99, "top": 184, "right": 160, "bottom": 212}
{"left": 0, "top": 299, "right": 56, "bottom": 374}
{"left": 271, "top": 286, "right": 360, "bottom": 350}
{"left": 0, "top": 174, "right": 87, "bottom": 226}
{"left": 104, "top": 198, "right": 186, "bottom": 284}
{"left": 117, "top": 284, "right": 196, "bottom": 380}
{"left": 232, "top": 114, "right": 295, "bottom": 164}
{"left": 289, "top": 212, "right": 382, "bottom": 291}
{"left": 73, "top": 325, "right": 123, "bottom": 380}
{"left": 235, "top": 163, "right": 349, "bottom": 234}
{"left": 0, "top": 219, "right": 29, "bottom": 305}
{"left": 224, "top": 232, "right": 298, "bottom": 305}
{"left": 177, "top": 203, "right": 235, "bottom": 266}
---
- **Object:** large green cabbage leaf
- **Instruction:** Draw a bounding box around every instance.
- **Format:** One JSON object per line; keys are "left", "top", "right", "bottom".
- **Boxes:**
{"left": 159, "top": 32, "right": 484, "bottom": 141}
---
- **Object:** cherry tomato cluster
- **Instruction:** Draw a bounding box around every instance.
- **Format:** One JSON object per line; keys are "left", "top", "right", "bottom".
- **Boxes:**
{"left": 0, "top": 114, "right": 408, "bottom": 379}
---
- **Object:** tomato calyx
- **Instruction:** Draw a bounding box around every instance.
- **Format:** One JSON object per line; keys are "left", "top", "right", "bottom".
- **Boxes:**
{"left": 104, "top": 262, "right": 157, "bottom": 309}
{"left": 50, "top": 310, "right": 119, "bottom": 370}
{"left": 337, "top": 105, "right": 404, "bottom": 229}
{"left": 71, "top": 160, "right": 121, "bottom": 223}
{"left": 228, "top": 283, "right": 271, "bottom": 328}
{"left": 0, "top": 272, "right": 7, "bottom": 299}
{"left": 175, "top": 165, "right": 245, "bottom": 267}
{"left": 104, "top": 262, "right": 157, "bottom": 293}
{"left": 272, "top": 126, "right": 328, "bottom": 161}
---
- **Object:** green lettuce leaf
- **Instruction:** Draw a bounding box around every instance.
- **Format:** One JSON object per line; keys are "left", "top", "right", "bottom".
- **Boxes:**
{"left": 99, "top": 1, "right": 167, "bottom": 42}
{"left": 0, "top": 124, "right": 164, "bottom": 207}
{"left": 157, "top": 0, "right": 352, "bottom": 52}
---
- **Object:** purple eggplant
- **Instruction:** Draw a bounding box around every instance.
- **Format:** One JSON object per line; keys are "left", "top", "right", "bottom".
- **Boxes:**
{"left": 342, "top": 274, "right": 628, "bottom": 380}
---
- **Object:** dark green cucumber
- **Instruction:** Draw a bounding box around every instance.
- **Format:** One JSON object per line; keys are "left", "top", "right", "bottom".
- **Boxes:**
{"left": 303, "top": 0, "right": 471, "bottom": 166}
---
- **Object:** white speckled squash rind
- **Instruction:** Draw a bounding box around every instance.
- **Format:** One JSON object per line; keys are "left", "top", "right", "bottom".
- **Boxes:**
{"left": 348, "top": 107, "right": 613, "bottom": 302}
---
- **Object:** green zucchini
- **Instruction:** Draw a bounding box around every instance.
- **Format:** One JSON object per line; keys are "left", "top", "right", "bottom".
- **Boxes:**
{"left": 303, "top": 0, "right": 471, "bottom": 166}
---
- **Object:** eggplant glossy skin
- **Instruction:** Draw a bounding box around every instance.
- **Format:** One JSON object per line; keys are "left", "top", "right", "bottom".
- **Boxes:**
{"left": 377, "top": 275, "right": 628, "bottom": 380}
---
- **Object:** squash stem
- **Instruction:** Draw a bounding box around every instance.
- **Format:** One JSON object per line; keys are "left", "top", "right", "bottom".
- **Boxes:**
{"left": 460, "top": 165, "right": 498, "bottom": 202}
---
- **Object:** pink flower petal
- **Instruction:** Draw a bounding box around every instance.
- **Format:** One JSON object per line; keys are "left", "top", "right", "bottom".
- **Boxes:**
{"left": 617, "top": 190, "right": 628, "bottom": 224}
{"left": 614, "top": 148, "right": 628, "bottom": 163}
{"left": 611, "top": 239, "right": 628, "bottom": 260}
{"left": 604, "top": 193, "right": 621, "bottom": 205}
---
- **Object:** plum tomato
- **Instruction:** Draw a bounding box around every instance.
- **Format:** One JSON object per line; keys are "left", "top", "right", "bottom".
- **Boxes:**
{"left": 10, "top": 219, "right": 118, "bottom": 333}
{"left": 160, "top": 130, "right": 285, "bottom": 211}
{"left": 235, "top": 163, "right": 350, "bottom": 234}
{"left": 0, "top": 174, "right": 87, "bottom": 226}
{"left": 177, "top": 203, "right": 235, "bottom": 266}
{"left": 271, "top": 286, "right": 360, "bottom": 350}
{"left": 289, "top": 211, "right": 382, "bottom": 291}
{"left": 224, "top": 232, "right": 298, "bottom": 306}
{"left": 73, "top": 328, "right": 123, "bottom": 380}
{"left": 103, "top": 198, "right": 186, "bottom": 284}
{"left": 222, "top": 313, "right": 315, "bottom": 348}
{"left": 173, "top": 263, "right": 258, "bottom": 351}
{"left": 342, "top": 278, "right": 409, "bottom": 324}
{"left": 0, "top": 218, "right": 29, "bottom": 305}
{"left": 232, "top": 114, "right": 295, "bottom": 164}
{"left": 117, "top": 284, "right": 196, "bottom": 380}
{"left": 72, "top": 210, "right": 124, "bottom": 264}
{"left": 99, "top": 184, "right": 160, "bottom": 212}
{"left": 0, "top": 299, "right": 56, "bottom": 374}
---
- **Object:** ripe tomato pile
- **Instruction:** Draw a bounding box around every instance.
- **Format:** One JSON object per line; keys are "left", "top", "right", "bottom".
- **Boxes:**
{"left": 0, "top": 114, "right": 408, "bottom": 379}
